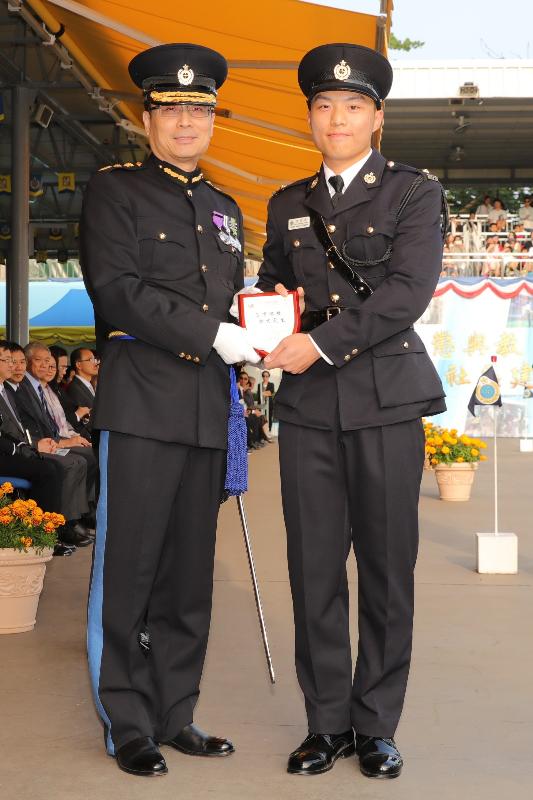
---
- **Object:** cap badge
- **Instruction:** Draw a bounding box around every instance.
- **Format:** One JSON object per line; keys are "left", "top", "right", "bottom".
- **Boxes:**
{"left": 363, "top": 172, "right": 376, "bottom": 185}
{"left": 333, "top": 60, "right": 351, "bottom": 81}
{"left": 178, "top": 64, "right": 194, "bottom": 86}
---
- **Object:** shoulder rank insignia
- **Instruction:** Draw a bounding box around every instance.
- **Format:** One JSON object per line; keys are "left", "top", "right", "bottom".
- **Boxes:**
{"left": 271, "top": 175, "right": 314, "bottom": 199}
{"left": 98, "top": 161, "right": 143, "bottom": 172}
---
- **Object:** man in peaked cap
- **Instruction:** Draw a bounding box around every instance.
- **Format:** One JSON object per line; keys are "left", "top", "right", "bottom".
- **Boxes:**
{"left": 257, "top": 43, "right": 447, "bottom": 779}
{"left": 82, "top": 43, "right": 259, "bottom": 777}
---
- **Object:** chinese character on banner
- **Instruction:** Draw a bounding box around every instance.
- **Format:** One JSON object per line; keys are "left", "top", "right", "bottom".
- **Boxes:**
{"left": 445, "top": 364, "right": 471, "bottom": 387}
{"left": 495, "top": 332, "right": 519, "bottom": 357}
{"left": 432, "top": 330, "right": 455, "bottom": 358}
{"left": 464, "top": 333, "right": 487, "bottom": 356}
{"left": 0, "top": 174, "right": 11, "bottom": 194}
{"left": 511, "top": 362, "right": 533, "bottom": 388}
{"left": 57, "top": 172, "right": 75, "bottom": 192}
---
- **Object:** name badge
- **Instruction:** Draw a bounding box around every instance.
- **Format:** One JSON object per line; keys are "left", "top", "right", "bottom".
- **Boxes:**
{"left": 288, "top": 216, "right": 310, "bottom": 230}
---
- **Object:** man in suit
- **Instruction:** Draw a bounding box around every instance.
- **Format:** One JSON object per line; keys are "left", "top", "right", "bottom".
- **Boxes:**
{"left": 66, "top": 347, "right": 98, "bottom": 411}
{"left": 257, "top": 44, "right": 447, "bottom": 780}
{"left": 81, "top": 43, "right": 258, "bottom": 777}
{"left": 0, "top": 340, "right": 92, "bottom": 551}
{"left": 13, "top": 343, "right": 97, "bottom": 509}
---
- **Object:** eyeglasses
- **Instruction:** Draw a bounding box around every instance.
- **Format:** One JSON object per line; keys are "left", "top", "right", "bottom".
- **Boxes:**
{"left": 0, "top": 358, "right": 13, "bottom": 364}
{"left": 155, "top": 104, "right": 214, "bottom": 119}
{"left": 79, "top": 357, "right": 99, "bottom": 364}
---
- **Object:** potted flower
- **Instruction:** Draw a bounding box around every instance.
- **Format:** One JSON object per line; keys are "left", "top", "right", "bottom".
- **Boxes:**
{"left": 423, "top": 423, "right": 488, "bottom": 501}
{"left": 0, "top": 483, "right": 65, "bottom": 634}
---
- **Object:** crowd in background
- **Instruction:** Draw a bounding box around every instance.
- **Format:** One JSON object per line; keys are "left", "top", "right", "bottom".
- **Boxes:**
{"left": 443, "top": 194, "right": 533, "bottom": 277}
{"left": 0, "top": 341, "right": 99, "bottom": 556}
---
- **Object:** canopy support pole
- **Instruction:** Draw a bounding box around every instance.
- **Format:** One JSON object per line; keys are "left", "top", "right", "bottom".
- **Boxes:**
{"left": 8, "top": 85, "right": 32, "bottom": 346}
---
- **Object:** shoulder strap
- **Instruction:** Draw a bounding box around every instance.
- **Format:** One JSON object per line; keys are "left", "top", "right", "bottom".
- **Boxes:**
{"left": 310, "top": 213, "right": 373, "bottom": 299}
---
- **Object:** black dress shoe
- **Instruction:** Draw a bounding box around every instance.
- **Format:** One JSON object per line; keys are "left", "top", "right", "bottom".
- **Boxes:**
{"left": 355, "top": 735, "right": 403, "bottom": 779}
{"left": 59, "top": 521, "right": 93, "bottom": 547}
{"left": 287, "top": 731, "right": 355, "bottom": 775}
{"left": 116, "top": 736, "right": 168, "bottom": 777}
{"left": 163, "top": 723, "right": 234, "bottom": 757}
{"left": 53, "top": 542, "right": 76, "bottom": 557}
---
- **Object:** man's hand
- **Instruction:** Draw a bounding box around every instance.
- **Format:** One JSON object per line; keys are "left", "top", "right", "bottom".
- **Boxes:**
{"left": 213, "top": 322, "right": 261, "bottom": 365}
{"left": 274, "top": 283, "right": 305, "bottom": 315}
{"left": 37, "top": 438, "right": 57, "bottom": 454}
{"left": 59, "top": 435, "right": 89, "bottom": 448}
{"left": 76, "top": 406, "right": 90, "bottom": 419}
{"left": 264, "top": 333, "right": 320, "bottom": 374}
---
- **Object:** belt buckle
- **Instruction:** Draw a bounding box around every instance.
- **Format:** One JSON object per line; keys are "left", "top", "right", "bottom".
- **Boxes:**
{"left": 326, "top": 306, "right": 341, "bottom": 320}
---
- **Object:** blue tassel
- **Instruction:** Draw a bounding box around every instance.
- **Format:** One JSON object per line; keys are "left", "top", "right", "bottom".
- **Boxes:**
{"left": 224, "top": 368, "right": 248, "bottom": 497}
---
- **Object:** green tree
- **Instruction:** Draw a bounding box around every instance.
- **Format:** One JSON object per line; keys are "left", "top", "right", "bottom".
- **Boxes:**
{"left": 444, "top": 185, "right": 533, "bottom": 214}
{"left": 389, "top": 32, "right": 424, "bottom": 51}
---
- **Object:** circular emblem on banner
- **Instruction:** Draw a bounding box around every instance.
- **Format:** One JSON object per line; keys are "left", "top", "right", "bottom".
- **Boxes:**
{"left": 475, "top": 376, "right": 501, "bottom": 405}
{"left": 333, "top": 60, "right": 351, "bottom": 81}
{"left": 177, "top": 64, "right": 194, "bottom": 86}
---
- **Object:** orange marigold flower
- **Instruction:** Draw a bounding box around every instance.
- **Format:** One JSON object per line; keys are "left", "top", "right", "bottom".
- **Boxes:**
{"left": 471, "top": 448, "right": 479, "bottom": 457}
{"left": 456, "top": 457, "right": 464, "bottom": 463}
{"left": 480, "top": 455, "right": 488, "bottom": 461}
{"left": 44, "top": 522, "right": 55, "bottom": 533}
{"left": 26, "top": 499, "right": 37, "bottom": 510}
{"left": 1, "top": 482, "right": 13, "bottom": 494}
{"left": 430, "top": 458, "right": 438, "bottom": 466}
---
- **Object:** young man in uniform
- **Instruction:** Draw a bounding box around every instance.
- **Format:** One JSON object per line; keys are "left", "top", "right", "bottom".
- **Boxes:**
{"left": 257, "top": 43, "right": 447, "bottom": 780}
{"left": 81, "top": 43, "right": 258, "bottom": 777}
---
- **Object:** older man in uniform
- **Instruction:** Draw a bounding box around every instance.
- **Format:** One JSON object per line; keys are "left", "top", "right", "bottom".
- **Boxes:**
{"left": 257, "top": 44, "right": 447, "bottom": 779}
{"left": 81, "top": 44, "right": 258, "bottom": 777}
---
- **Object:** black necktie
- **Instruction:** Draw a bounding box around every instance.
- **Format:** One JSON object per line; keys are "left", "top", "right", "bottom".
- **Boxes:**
{"left": 37, "top": 384, "right": 59, "bottom": 438}
{"left": 328, "top": 174, "right": 344, "bottom": 208}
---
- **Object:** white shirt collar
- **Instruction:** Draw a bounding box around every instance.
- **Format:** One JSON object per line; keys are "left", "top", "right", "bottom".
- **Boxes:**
{"left": 25, "top": 372, "right": 42, "bottom": 394}
{"left": 323, "top": 150, "right": 373, "bottom": 197}
{"left": 75, "top": 374, "right": 95, "bottom": 395}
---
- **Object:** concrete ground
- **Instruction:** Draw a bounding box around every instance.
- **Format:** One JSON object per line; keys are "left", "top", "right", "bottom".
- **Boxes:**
{"left": 0, "top": 438, "right": 531, "bottom": 800}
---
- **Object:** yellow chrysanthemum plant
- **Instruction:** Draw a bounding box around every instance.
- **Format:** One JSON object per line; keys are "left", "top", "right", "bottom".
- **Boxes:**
{"left": 423, "top": 422, "right": 488, "bottom": 468}
{"left": 0, "top": 482, "right": 64, "bottom": 553}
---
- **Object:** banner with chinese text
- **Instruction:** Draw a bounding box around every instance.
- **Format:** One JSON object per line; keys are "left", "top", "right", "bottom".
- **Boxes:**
{"left": 416, "top": 278, "right": 533, "bottom": 438}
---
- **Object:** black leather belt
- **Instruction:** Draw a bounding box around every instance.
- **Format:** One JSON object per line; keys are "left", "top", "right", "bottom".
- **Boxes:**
{"left": 300, "top": 306, "right": 346, "bottom": 331}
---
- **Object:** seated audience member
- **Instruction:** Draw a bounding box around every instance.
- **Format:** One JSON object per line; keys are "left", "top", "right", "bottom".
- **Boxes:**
{"left": 9, "top": 342, "right": 97, "bottom": 529}
{"left": 44, "top": 357, "right": 92, "bottom": 444}
{"left": 238, "top": 372, "right": 267, "bottom": 450}
{"left": 518, "top": 196, "right": 533, "bottom": 230}
{"left": 5, "top": 342, "right": 27, "bottom": 391}
{"left": 66, "top": 348, "right": 98, "bottom": 410}
{"left": 0, "top": 340, "right": 92, "bottom": 551}
{"left": 256, "top": 370, "right": 276, "bottom": 432}
{"left": 488, "top": 199, "right": 507, "bottom": 225}
{"left": 475, "top": 195, "right": 492, "bottom": 216}
{"left": 482, "top": 243, "right": 502, "bottom": 277}
{"left": 49, "top": 345, "right": 92, "bottom": 437}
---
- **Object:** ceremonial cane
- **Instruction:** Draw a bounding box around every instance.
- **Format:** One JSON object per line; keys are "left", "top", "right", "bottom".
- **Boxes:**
{"left": 236, "top": 494, "right": 276, "bottom": 684}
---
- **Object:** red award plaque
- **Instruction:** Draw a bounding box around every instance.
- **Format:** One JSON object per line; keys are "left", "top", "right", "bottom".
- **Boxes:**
{"left": 238, "top": 291, "right": 301, "bottom": 357}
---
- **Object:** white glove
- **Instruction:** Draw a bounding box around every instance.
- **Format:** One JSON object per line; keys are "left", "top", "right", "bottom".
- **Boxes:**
{"left": 213, "top": 322, "right": 261, "bottom": 365}
{"left": 229, "top": 285, "right": 263, "bottom": 319}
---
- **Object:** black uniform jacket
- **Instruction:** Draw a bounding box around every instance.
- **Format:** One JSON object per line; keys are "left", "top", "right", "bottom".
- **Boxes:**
{"left": 257, "top": 149, "right": 447, "bottom": 431}
{"left": 80, "top": 155, "right": 244, "bottom": 449}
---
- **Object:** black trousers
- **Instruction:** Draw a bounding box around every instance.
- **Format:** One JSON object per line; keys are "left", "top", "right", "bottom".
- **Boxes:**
{"left": 279, "top": 417, "right": 424, "bottom": 737}
{"left": 87, "top": 431, "right": 226, "bottom": 754}
{"left": 0, "top": 453, "right": 61, "bottom": 512}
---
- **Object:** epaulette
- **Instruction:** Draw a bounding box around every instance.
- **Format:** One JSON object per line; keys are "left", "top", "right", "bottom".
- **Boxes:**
{"left": 385, "top": 160, "right": 440, "bottom": 182}
{"left": 271, "top": 174, "right": 316, "bottom": 199}
{"left": 98, "top": 161, "right": 144, "bottom": 172}
{"left": 203, "top": 179, "right": 237, "bottom": 204}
